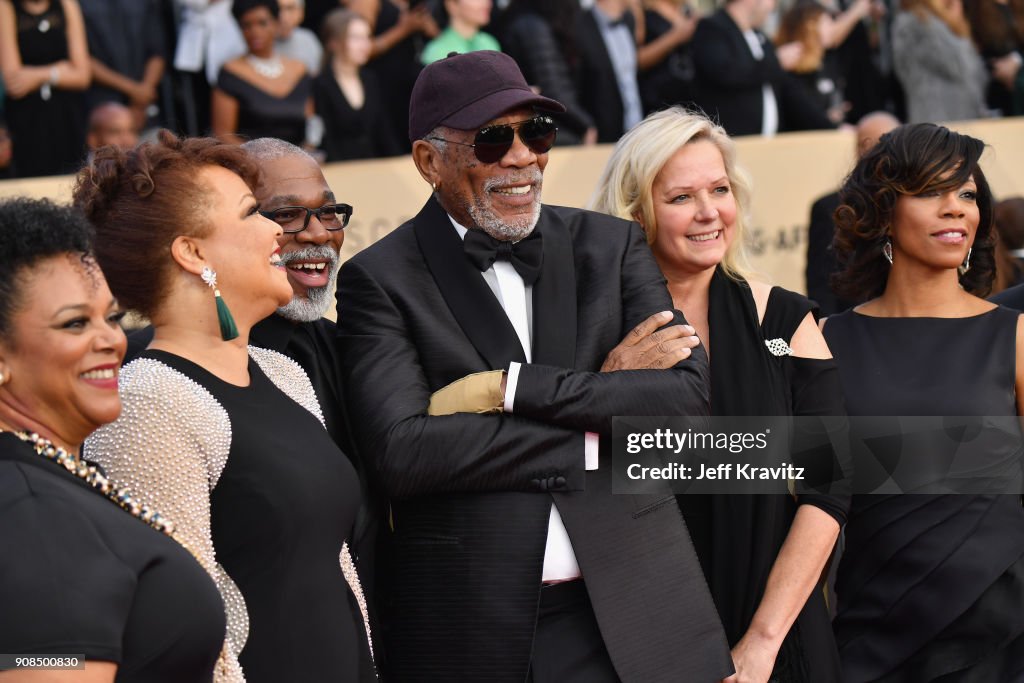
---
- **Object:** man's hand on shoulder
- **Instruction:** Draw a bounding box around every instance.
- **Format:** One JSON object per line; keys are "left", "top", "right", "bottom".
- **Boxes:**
{"left": 601, "top": 311, "right": 701, "bottom": 371}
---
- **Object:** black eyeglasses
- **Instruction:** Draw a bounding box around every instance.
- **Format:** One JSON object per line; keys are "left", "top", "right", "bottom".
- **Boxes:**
{"left": 426, "top": 115, "right": 558, "bottom": 164}
{"left": 259, "top": 203, "right": 353, "bottom": 233}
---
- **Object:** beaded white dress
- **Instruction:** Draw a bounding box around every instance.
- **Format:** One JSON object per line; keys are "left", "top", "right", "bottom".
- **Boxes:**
{"left": 85, "top": 346, "right": 372, "bottom": 682}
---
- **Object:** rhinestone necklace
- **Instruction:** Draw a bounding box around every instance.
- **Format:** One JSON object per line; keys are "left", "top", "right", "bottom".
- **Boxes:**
{"left": 246, "top": 53, "right": 284, "bottom": 79}
{"left": 3, "top": 429, "right": 177, "bottom": 537}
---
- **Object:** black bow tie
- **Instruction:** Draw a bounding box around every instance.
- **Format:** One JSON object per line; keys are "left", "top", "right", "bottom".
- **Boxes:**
{"left": 463, "top": 228, "right": 544, "bottom": 285}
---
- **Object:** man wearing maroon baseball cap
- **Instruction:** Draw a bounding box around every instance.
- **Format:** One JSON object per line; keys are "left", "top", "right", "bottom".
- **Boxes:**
{"left": 336, "top": 50, "right": 732, "bottom": 683}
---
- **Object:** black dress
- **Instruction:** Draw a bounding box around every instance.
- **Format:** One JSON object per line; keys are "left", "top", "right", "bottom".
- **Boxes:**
{"left": 313, "top": 66, "right": 400, "bottom": 162}
{"left": 0, "top": 432, "right": 225, "bottom": 681}
{"left": 823, "top": 307, "right": 1024, "bottom": 682}
{"left": 638, "top": 9, "right": 698, "bottom": 115}
{"left": 499, "top": 11, "right": 595, "bottom": 144}
{"left": 141, "top": 349, "right": 375, "bottom": 682}
{"left": 6, "top": 0, "right": 85, "bottom": 177}
{"left": 215, "top": 69, "right": 311, "bottom": 146}
{"left": 676, "top": 269, "right": 849, "bottom": 682}
{"left": 365, "top": 0, "right": 422, "bottom": 154}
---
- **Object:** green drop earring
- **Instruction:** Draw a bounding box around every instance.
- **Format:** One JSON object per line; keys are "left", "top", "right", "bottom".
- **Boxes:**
{"left": 201, "top": 266, "right": 238, "bottom": 341}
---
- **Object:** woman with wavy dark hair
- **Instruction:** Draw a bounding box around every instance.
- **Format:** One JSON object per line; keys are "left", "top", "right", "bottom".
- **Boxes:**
{"left": 823, "top": 122, "right": 1024, "bottom": 681}
{"left": 75, "top": 131, "right": 375, "bottom": 683}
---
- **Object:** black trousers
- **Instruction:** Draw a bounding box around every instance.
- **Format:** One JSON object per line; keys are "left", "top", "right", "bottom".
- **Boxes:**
{"left": 528, "top": 580, "right": 621, "bottom": 683}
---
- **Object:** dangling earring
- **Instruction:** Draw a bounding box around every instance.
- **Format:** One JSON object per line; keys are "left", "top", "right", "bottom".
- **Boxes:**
{"left": 882, "top": 238, "right": 894, "bottom": 265}
{"left": 201, "top": 267, "right": 239, "bottom": 341}
{"left": 0, "top": 370, "right": 6, "bottom": 387}
{"left": 431, "top": 181, "right": 438, "bottom": 192}
{"left": 958, "top": 247, "right": 972, "bottom": 276}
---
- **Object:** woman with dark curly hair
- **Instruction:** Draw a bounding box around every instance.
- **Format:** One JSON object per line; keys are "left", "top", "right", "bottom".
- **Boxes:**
{"left": 823, "top": 122, "right": 1024, "bottom": 681}
{"left": 75, "top": 131, "right": 375, "bottom": 683}
{"left": 0, "top": 197, "right": 225, "bottom": 681}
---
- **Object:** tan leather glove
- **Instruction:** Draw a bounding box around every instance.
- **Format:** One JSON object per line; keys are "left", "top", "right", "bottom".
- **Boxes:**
{"left": 428, "top": 370, "right": 506, "bottom": 416}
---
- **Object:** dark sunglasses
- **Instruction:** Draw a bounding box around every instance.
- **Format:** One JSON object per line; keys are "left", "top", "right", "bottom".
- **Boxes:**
{"left": 426, "top": 115, "right": 558, "bottom": 164}
{"left": 259, "top": 203, "right": 353, "bottom": 233}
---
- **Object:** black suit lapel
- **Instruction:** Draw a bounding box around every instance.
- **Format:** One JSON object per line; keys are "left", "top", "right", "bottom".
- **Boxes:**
{"left": 717, "top": 10, "right": 749, "bottom": 57}
{"left": 413, "top": 197, "right": 528, "bottom": 368}
{"left": 583, "top": 11, "right": 623, "bottom": 107}
{"left": 530, "top": 208, "right": 576, "bottom": 368}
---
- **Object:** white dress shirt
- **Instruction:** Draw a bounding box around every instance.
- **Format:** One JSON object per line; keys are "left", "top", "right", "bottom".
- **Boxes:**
{"left": 742, "top": 29, "right": 779, "bottom": 138}
{"left": 592, "top": 6, "right": 644, "bottom": 133}
{"left": 450, "top": 218, "right": 598, "bottom": 582}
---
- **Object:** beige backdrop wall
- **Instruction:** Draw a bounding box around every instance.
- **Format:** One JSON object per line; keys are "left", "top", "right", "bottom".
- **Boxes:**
{"left": 3, "top": 118, "right": 1022, "bottom": 308}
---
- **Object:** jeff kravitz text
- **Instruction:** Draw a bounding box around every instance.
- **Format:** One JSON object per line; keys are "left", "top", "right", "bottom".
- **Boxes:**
{"left": 626, "top": 462, "right": 806, "bottom": 481}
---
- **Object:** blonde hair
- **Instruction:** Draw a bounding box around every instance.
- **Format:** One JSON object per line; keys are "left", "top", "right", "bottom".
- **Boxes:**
{"left": 587, "top": 107, "right": 754, "bottom": 281}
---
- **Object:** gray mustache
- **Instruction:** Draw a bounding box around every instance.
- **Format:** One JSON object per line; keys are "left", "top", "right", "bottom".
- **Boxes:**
{"left": 279, "top": 246, "right": 339, "bottom": 267}
{"left": 483, "top": 171, "right": 543, "bottom": 192}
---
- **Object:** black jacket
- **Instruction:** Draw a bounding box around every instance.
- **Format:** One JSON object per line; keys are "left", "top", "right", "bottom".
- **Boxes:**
{"left": 691, "top": 9, "right": 833, "bottom": 136}
{"left": 573, "top": 8, "right": 637, "bottom": 143}
{"left": 336, "top": 196, "right": 734, "bottom": 682}
{"left": 501, "top": 12, "right": 595, "bottom": 143}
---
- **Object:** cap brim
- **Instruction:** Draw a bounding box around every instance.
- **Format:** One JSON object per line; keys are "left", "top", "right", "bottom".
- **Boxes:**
{"left": 440, "top": 88, "right": 566, "bottom": 131}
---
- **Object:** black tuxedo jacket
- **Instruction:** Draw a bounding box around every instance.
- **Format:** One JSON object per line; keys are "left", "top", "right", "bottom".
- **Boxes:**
{"left": 691, "top": 9, "right": 833, "bottom": 136}
{"left": 573, "top": 9, "right": 636, "bottom": 143}
{"left": 336, "top": 197, "right": 733, "bottom": 682}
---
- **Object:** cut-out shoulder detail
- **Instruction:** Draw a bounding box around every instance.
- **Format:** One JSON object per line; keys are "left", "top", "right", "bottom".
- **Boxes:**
{"left": 747, "top": 279, "right": 773, "bottom": 324}
{"left": 791, "top": 312, "right": 833, "bottom": 359}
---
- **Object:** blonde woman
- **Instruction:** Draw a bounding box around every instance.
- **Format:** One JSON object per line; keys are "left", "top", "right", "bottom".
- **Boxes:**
{"left": 589, "top": 107, "right": 849, "bottom": 683}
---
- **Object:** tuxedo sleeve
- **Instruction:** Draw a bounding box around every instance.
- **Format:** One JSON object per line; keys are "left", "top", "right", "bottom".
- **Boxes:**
{"left": 337, "top": 258, "right": 586, "bottom": 499}
{"left": 510, "top": 221, "right": 711, "bottom": 435}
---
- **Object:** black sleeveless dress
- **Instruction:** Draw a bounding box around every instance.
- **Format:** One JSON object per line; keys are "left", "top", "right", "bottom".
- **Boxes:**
{"left": 677, "top": 269, "right": 850, "bottom": 682}
{"left": 823, "top": 307, "right": 1024, "bottom": 682}
{"left": 142, "top": 350, "right": 375, "bottom": 682}
{"left": 7, "top": 0, "right": 85, "bottom": 177}
{"left": 365, "top": 0, "right": 421, "bottom": 154}
{"left": 215, "top": 70, "right": 311, "bottom": 146}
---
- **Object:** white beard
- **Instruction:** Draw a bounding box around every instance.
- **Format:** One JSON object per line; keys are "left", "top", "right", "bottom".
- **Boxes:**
{"left": 465, "top": 170, "right": 544, "bottom": 242}
{"left": 276, "top": 245, "right": 340, "bottom": 322}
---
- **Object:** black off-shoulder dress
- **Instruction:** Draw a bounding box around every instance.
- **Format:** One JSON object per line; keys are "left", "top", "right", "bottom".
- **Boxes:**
{"left": 677, "top": 267, "right": 850, "bottom": 682}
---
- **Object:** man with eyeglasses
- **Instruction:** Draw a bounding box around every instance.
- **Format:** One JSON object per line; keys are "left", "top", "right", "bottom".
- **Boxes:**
{"left": 336, "top": 51, "right": 732, "bottom": 682}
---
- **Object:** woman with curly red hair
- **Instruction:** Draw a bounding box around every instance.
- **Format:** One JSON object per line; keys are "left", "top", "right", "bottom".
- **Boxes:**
{"left": 75, "top": 131, "right": 375, "bottom": 682}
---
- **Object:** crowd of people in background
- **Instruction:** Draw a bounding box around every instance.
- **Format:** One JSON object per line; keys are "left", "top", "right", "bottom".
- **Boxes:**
{"left": 1, "top": 0, "right": 1024, "bottom": 179}
{"left": 2, "top": 8, "right": 1024, "bottom": 677}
